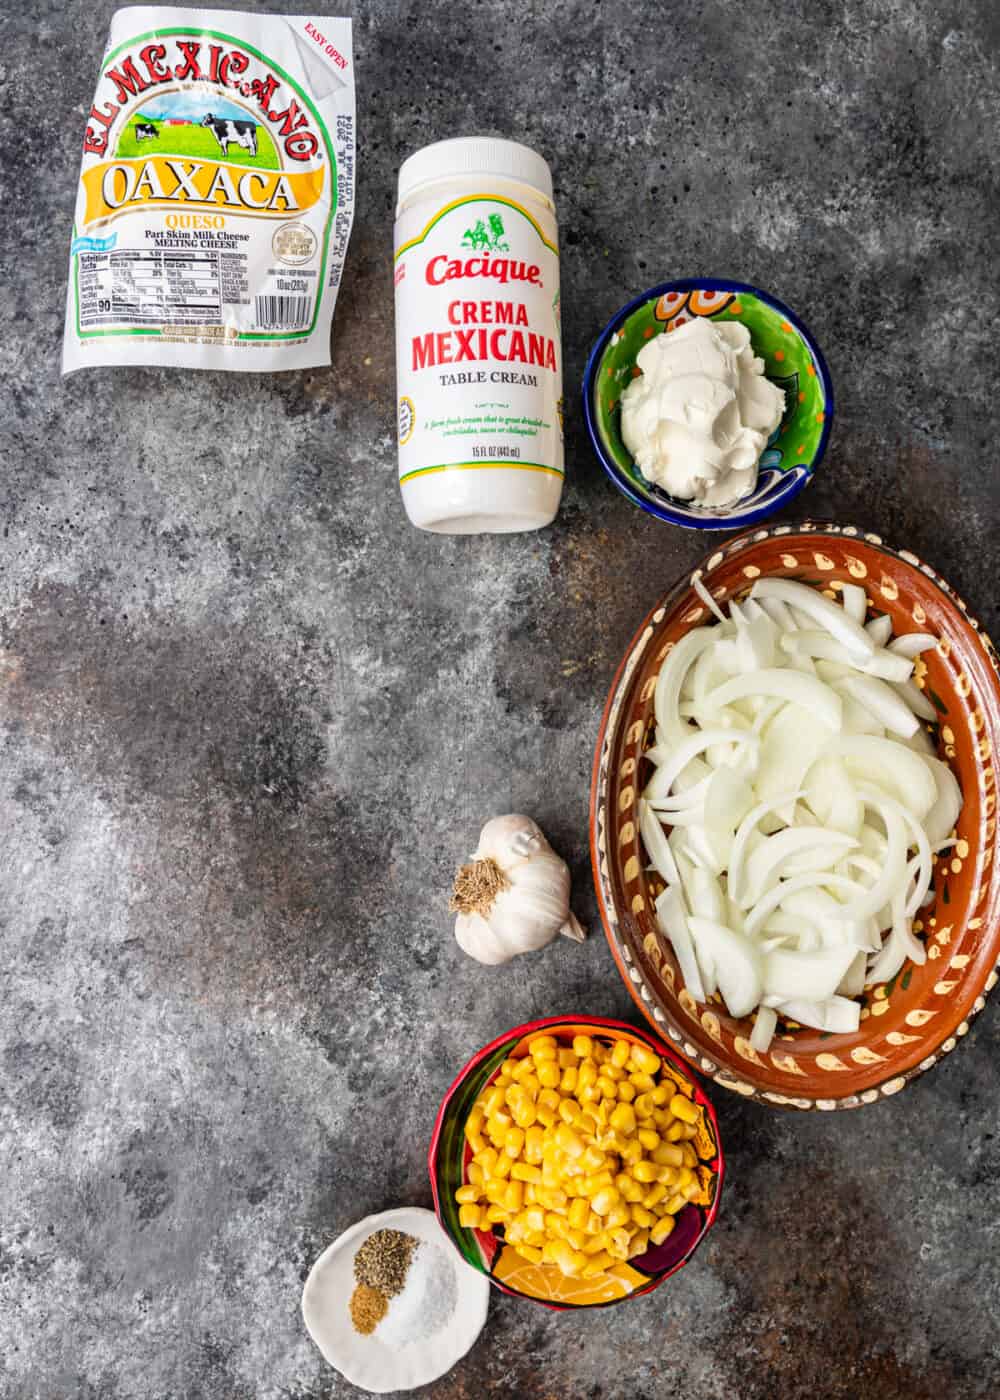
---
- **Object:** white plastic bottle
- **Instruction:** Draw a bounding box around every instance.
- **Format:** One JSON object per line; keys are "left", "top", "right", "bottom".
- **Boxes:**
{"left": 394, "top": 138, "right": 564, "bottom": 534}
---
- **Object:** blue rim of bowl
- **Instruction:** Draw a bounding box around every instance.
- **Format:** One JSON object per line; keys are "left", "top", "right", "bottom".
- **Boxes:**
{"left": 581, "top": 277, "right": 836, "bottom": 530}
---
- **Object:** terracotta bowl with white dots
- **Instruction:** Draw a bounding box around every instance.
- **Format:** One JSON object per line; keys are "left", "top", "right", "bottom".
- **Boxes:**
{"left": 590, "top": 522, "right": 1000, "bottom": 1110}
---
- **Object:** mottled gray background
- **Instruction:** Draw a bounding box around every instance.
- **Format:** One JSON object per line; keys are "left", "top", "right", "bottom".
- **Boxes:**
{"left": 2, "top": 1, "right": 999, "bottom": 1397}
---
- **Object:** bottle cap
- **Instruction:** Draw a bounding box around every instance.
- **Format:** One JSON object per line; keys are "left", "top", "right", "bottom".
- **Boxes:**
{"left": 397, "top": 137, "right": 553, "bottom": 211}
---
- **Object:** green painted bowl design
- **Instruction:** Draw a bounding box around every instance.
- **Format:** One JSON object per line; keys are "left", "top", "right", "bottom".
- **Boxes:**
{"left": 582, "top": 280, "right": 834, "bottom": 529}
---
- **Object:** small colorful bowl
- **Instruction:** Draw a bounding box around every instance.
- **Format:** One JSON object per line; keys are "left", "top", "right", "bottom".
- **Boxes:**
{"left": 428, "top": 1015, "right": 723, "bottom": 1310}
{"left": 582, "top": 279, "right": 834, "bottom": 529}
{"left": 590, "top": 523, "right": 1000, "bottom": 1109}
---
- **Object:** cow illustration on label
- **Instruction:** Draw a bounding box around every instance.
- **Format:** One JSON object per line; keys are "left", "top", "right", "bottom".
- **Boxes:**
{"left": 200, "top": 112, "right": 259, "bottom": 158}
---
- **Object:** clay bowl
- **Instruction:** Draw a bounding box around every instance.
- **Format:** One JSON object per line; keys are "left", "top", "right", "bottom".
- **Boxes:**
{"left": 590, "top": 522, "right": 1000, "bottom": 1110}
{"left": 429, "top": 1015, "right": 724, "bottom": 1309}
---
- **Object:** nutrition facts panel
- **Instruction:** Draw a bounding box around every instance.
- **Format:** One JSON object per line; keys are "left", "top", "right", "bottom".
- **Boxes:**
{"left": 77, "top": 249, "right": 229, "bottom": 327}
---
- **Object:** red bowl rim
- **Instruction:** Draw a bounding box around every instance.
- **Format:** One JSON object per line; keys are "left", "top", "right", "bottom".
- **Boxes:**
{"left": 428, "top": 1013, "right": 725, "bottom": 1309}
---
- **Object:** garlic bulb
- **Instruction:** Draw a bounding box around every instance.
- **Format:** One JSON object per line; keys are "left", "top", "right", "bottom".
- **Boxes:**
{"left": 449, "top": 815, "right": 586, "bottom": 965}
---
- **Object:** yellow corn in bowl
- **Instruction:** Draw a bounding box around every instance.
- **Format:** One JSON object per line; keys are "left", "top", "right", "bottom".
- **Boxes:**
{"left": 429, "top": 1016, "right": 724, "bottom": 1309}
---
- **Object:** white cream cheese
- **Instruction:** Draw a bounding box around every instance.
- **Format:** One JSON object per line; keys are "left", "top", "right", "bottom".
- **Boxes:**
{"left": 620, "top": 317, "right": 785, "bottom": 508}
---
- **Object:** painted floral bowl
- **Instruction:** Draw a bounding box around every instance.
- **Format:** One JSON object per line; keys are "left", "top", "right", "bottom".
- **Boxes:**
{"left": 590, "top": 523, "right": 1000, "bottom": 1109}
{"left": 428, "top": 1015, "right": 723, "bottom": 1309}
{"left": 582, "top": 279, "right": 833, "bottom": 529}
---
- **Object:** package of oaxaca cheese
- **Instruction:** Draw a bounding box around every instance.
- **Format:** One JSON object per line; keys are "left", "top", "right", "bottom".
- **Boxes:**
{"left": 63, "top": 7, "right": 355, "bottom": 373}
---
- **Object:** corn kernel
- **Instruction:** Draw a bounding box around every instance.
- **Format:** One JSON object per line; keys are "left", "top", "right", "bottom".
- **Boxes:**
{"left": 572, "top": 1035, "right": 594, "bottom": 1059}
{"left": 511, "top": 1162, "right": 541, "bottom": 1183}
{"left": 473, "top": 1145, "right": 498, "bottom": 1173}
{"left": 503, "top": 1181, "right": 524, "bottom": 1213}
{"left": 643, "top": 1183, "right": 667, "bottom": 1210}
{"left": 512, "top": 1101, "right": 537, "bottom": 1130}
{"left": 513, "top": 1057, "right": 537, "bottom": 1083}
{"left": 592, "top": 1041, "right": 609, "bottom": 1065}
{"left": 610, "top": 1038, "right": 631, "bottom": 1069}
{"left": 542, "top": 1238, "right": 583, "bottom": 1277}
{"left": 630, "top": 1043, "right": 661, "bottom": 1075}
{"left": 455, "top": 1184, "right": 480, "bottom": 1204}
{"left": 628, "top": 1229, "right": 650, "bottom": 1259}
{"left": 466, "top": 1132, "right": 486, "bottom": 1156}
{"left": 484, "top": 1178, "right": 506, "bottom": 1203}
{"left": 584, "top": 1170, "right": 614, "bottom": 1195}
{"left": 603, "top": 1062, "right": 625, "bottom": 1083}
{"left": 582, "top": 1230, "right": 608, "bottom": 1254}
{"left": 568, "top": 1196, "right": 590, "bottom": 1231}
{"left": 539, "top": 1187, "right": 568, "bottom": 1212}
{"left": 582, "top": 1251, "right": 615, "bottom": 1277}
{"left": 631, "top": 1204, "right": 655, "bottom": 1228}
{"left": 667, "top": 1120, "right": 686, "bottom": 1141}
{"left": 523, "top": 1126, "right": 544, "bottom": 1164}
{"left": 555, "top": 1122, "right": 585, "bottom": 1159}
{"left": 609, "top": 1102, "right": 636, "bottom": 1135}
{"left": 537, "top": 1061, "right": 561, "bottom": 1089}
{"left": 558, "top": 1047, "right": 579, "bottom": 1070}
{"left": 560, "top": 1065, "right": 579, "bottom": 1094}
{"left": 669, "top": 1093, "right": 700, "bottom": 1125}
{"left": 633, "top": 1092, "right": 655, "bottom": 1118}
{"left": 596, "top": 1075, "right": 617, "bottom": 1100}
{"left": 591, "top": 1186, "right": 621, "bottom": 1217}
{"left": 576, "top": 1058, "right": 598, "bottom": 1093}
{"left": 620, "top": 1138, "right": 643, "bottom": 1166}
{"left": 651, "top": 1082, "right": 671, "bottom": 1106}
{"left": 458, "top": 1204, "right": 483, "bottom": 1229}
{"left": 499, "top": 1058, "right": 518, "bottom": 1079}
{"left": 656, "top": 1164, "right": 678, "bottom": 1186}
{"left": 524, "top": 1183, "right": 537, "bottom": 1204}
{"left": 617, "top": 1081, "right": 636, "bottom": 1103}
{"left": 633, "top": 1159, "right": 659, "bottom": 1184}
{"left": 466, "top": 1162, "right": 484, "bottom": 1185}
{"left": 516, "top": 1244, "right": 543, "bottom": 1264}
{"left": 577, "top": 1083, "right": 600, "bottom": 1104}
{"left": 579, "top": 1145, "right": 606, "bottom": 1173}
{"left": 665, "top": 1193, "right": 687, "bottom": 1214}
{"left": 638, "top": 1128, "right": 660, "bottom": 1152}
{"left": 605, "top": 1227, "right": 631, "bottom": 1260}
{"left": 483, "top": 1087, "right": 505, "bottom": 1115}
{"left": 629, "top": 1072, "right": 656, "bottom": 1094}
{"left": 535, "top": 1105, "right": 556, "bottom": 1129}
{"left": 464, "top": 1107, "right": 484, "bottom": 1139}
{"left": 585, "top": 1211, "right": 603, "bottom": 1236}
{"left": 606, "top": 1200, "right": 631, "bottom": 1229}
{"left": 650, "top": 1215, "right": 675, "bottom": 1246}
{"left": 528, "top": 1034, "right": 558, "bottom": 1060}
{"left": 486, "top": 1204, "right": 508, "bottom": 1224}
{"left": 653, "top": 1142, "right": 684, "bottom": 1167}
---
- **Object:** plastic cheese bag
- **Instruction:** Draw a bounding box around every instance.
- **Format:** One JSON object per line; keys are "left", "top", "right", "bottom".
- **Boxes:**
{"left": 63, "top": 7, "right": 355, "bottom": 373}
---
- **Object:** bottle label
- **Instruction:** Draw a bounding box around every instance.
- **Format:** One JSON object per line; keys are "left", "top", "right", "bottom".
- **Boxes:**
{"left": 394, "top": 195, "right": 563, "bottom": 487}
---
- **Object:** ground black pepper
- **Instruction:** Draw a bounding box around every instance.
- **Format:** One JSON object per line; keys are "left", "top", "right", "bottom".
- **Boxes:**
{"left": 353, "top": 1229, "right": 419, "bottom": 1298}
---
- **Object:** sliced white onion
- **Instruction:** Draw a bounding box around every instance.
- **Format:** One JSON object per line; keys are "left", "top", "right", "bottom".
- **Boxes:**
{"left": 703, "top": 670, "right": 842, "bottom": 733}
{"left": 835, "top": 675, "right": 920, "bottom": 739}
{"left": 751, "top": 577, "right": 875, "bottom": 658}
{"left": 640, "top": 576, "right": 963, "bottom": 1040}
{"left": 865, "top": 614, "right": 894, "bottom": 646}
{"left": 841, "top": 583, "right": 868, "bottom": 623}
{"left": 687, "top": 917, "right": 763, "bottom": 1018}
{"left": 655, "top": 886, "right": 705, "bottom": 1003}
{"left": 750, "top": 1006, "right": 778, "bottom": 1053}
{"left": 889, "top": 632, "right": 936, "bottom": 659}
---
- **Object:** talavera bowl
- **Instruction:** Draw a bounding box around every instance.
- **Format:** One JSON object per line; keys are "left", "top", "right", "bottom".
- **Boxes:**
{"left": 582, "top": 279, "right": 833, "bottom": 529}
{"left": 428, "top": 1015, "right": 723, "bottom": 1309}
{"left": 591, "top": 523, "right": 1000, "bottom": 1109}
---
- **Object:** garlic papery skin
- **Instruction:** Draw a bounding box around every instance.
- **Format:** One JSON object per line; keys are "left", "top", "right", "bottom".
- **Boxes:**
{"left": 450, "top": 815, "right": 586, "bottom": 965}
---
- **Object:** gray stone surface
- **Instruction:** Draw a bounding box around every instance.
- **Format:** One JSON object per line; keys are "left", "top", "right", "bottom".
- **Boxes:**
{"left": 2, "top": 0, "right": 999, "bottom": 1396}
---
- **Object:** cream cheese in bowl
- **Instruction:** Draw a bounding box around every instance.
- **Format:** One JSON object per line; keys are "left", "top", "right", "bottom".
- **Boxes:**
{"left": 620, "top": 317, "right": 785, "bottom": 508}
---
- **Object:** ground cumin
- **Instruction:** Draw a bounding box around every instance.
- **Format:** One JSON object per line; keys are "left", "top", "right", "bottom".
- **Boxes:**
{"left": 349, "top": 1282, "right": 388, "bottom": 1335}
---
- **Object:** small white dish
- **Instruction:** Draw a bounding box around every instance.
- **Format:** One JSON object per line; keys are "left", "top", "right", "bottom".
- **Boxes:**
{"left": 302, "top": 1206, "right": 490, "bottom": 1394}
